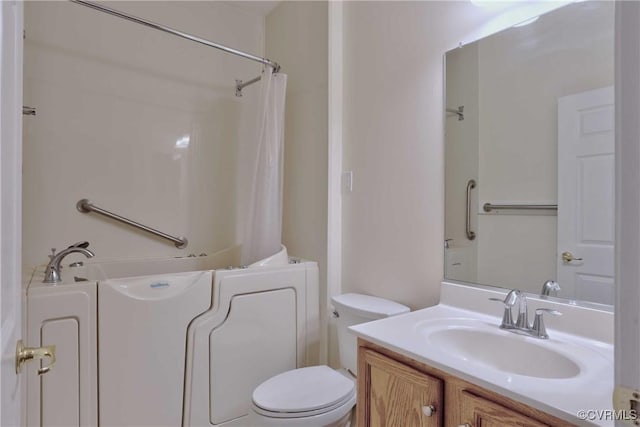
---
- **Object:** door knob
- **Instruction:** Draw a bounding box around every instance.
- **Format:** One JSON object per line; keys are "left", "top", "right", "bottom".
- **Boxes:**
{"left": 16, "top": 340, "right": 56, "bottom": 375}
{"left": 561, "top": 251, "right": 583, "bottom": 263}
{"left": 422, "top": 405, "right": 436, "bottom": 417}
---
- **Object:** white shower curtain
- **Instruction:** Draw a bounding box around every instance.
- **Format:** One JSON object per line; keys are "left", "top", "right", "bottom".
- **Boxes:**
{"left": 241, "top": 68, "right": 288, "bottom": 265}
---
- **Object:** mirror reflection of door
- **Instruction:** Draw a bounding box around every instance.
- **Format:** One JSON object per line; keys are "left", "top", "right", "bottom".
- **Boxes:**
{"left": 557, "top": 86, "right": 614, "bottom": 304}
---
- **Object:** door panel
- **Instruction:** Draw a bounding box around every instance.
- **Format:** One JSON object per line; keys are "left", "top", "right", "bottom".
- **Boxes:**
{"left": 557, "top": 86, "right": 614, "bottom": 304}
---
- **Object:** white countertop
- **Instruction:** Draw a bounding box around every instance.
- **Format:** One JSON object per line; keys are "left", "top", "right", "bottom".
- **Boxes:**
{"left": 349, "top": 283, "right": 614, "bottom": 426}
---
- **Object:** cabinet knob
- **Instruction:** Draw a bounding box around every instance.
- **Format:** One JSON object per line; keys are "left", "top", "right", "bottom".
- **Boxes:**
{"left": 458, "top": 424, "right": 472, "bottom": 427}
{"left": 422, "top": 405, "right": 436, "bottom": 417}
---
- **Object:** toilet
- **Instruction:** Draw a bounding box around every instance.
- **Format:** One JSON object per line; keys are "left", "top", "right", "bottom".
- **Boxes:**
{"left": 250, "top": 293, "right": 410, "bottom": 426}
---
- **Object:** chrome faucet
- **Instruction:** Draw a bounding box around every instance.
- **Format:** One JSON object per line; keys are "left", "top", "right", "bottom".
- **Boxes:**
{"left": 490, "top": 289, "right": 561, "bottom": 339}
{"left": 43, "top": 242, "right": 95, "bottom": 284}
{"left": 541, "top": 280, "right": 561, "bottom": 297}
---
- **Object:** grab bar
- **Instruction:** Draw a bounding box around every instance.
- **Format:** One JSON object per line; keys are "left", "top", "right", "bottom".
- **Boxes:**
{"left": 483, "top": 203, "right": 557, "bottom": 212}
{"left": 466, "top": 180, "right": 476, "bottom": 240}
{"left": 76, "top": 199, "right": 188, "bottom": 248}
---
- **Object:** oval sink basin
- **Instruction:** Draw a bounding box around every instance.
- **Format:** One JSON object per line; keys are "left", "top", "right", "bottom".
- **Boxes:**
{"left": 427, "top": 328, "right": 581, "bottom": 379}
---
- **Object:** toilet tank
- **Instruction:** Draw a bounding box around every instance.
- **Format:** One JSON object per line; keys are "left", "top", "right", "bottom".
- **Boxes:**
{"left": 331, "top": 293, "right": 409, "bottom": 375}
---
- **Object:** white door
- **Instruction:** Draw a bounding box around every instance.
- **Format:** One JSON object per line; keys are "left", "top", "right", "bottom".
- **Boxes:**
{"left": 557, "top": 86, "right": 614, "bottom": 304}
{"left": 0, "top": 1, "right": 23, "bottom": 426}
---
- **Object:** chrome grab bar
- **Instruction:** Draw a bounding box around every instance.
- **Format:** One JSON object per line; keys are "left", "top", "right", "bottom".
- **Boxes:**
{"left": 483, "top": 203, "right": 557, "bottom": 212}
{"left": 77, "top": 199, "right": 188, "bottom": 249}
{"left": 466, "top": 179, "right": 476, "bottom": 240}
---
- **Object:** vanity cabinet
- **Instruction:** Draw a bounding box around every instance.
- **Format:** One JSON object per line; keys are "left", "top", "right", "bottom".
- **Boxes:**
{"left": 357, "top": 339, "right": 574, "bottom": 427}
{"left": 459, "top": 391, "right": 549, "bottom": 427}
{"left": 361, "top": 348, "right": 443, "bottom": 426}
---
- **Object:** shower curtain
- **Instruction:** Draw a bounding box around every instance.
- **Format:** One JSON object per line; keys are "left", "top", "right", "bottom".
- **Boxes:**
{"left": 241, "top": 68, "right": 288, "bottom": 265}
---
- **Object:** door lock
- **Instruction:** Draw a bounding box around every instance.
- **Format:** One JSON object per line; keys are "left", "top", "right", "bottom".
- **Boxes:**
{"left": 16, "top": 340, "right": 56, "bottom": 375}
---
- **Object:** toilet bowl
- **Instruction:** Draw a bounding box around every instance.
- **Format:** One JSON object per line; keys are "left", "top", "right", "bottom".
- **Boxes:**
{"left": 249, "top": 293, "right": 410, "bottom": 426}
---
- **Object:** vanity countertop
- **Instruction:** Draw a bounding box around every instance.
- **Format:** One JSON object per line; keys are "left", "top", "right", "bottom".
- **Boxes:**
{"left": 349, "top": 282, "right": 614, "bottom": 427}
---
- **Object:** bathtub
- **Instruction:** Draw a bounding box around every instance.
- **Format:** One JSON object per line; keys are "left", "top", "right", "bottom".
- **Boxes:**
{"left": 25, "top": 246, "right": 319, "bottom": 427}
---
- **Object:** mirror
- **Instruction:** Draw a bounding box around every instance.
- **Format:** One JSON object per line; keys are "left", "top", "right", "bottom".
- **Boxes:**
{"left": 444, "top": 1, "right": 614, "bottom": 305}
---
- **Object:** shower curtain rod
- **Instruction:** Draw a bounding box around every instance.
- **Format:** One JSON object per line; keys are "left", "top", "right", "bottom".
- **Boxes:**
{"left": 69, "top": 0, "right": 281, "bottom": 73}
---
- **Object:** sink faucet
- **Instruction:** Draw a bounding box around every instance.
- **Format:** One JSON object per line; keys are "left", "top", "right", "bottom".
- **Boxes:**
{"left": 489, "top": 289, "right": 561, "bottom": 339}
{"left": 541, "top": 280, "right": 561, "bottom": 297}
{"left": 43, "top": 242, "right": 95, "bottom": 284}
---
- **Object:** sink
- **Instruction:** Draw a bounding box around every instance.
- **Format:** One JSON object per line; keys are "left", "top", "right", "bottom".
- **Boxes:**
{"left": 350, "top": 293, "right": 614, "bottom": 426}
{"left": 426, "top": 327, "right": 581, "bottom": 379}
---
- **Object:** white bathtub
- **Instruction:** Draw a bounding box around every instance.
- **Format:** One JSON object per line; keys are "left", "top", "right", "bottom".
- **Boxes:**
{"left": 25, "top": 246, "right": 319, "bottom": 427}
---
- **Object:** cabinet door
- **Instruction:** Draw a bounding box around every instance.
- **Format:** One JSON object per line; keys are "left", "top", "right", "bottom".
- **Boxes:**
{"left": 459, "top": 390, "right": 550, "bottom": 427}
{"left": 359, "top": 349, "right": 443, "bottom": 427}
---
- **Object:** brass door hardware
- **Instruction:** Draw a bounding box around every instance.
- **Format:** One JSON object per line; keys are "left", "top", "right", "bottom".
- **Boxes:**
{"left": 16, "top": 340, "right": 56, "bottom": 375}
{"left": 561, "top": 251, "right": 583, "bottom": 263}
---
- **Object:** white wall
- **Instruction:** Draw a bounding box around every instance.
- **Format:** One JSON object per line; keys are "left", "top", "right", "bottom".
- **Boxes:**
{"left": 22, "top": 1, "right": 264, "bottom": 268}
{"left": 341, "top": 1, "right": 501, "bottom": 310}
{"left": 265, "top": 1, "right": 328, "bottom": 365}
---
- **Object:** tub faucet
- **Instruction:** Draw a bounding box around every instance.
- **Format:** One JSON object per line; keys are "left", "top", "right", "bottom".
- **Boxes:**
{"left": 43, "top": 242, "right": 95, "bottom": 284}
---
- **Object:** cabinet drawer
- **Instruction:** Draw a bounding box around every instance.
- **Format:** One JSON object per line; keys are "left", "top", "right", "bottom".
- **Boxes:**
{"left": 459, "top": 390, "right": 550, "bottom": 427}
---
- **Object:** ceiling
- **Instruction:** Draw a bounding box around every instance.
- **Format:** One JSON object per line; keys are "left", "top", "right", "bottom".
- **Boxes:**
{"left": 222, "top": 1, "right": 282, "bottom": 17}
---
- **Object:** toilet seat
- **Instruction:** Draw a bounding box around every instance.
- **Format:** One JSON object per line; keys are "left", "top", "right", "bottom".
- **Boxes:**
{"left": 252, "top": 366, "right": 355, "bottom": 419}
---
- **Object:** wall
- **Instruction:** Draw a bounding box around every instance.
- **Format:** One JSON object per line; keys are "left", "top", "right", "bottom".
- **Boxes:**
{"left": 341, "top": 1, "right": 501, "bottom": 310}
{"left": 22, "top": 1, "right": 264, "bottom": 268}
{"left": 265, "top": 1, "right": 328, "bottom": 365}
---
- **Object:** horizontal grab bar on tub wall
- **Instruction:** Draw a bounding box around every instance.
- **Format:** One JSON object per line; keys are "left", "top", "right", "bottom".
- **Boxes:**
{"left": 76, "top": 199, "right": 188, "bottom": 249}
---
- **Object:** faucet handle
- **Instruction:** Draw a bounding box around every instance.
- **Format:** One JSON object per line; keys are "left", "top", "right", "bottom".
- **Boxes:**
{"left": 489, "top": 289, "right": 520, "bottom": 307}
{"left": 67, "top": 241, "right": 90, "bottom": 249}
{"left": 532, "top": 308, "right": 562, "bottom": 339}
{"left": 489, "top": 297, "right": 515, "bottom": 328}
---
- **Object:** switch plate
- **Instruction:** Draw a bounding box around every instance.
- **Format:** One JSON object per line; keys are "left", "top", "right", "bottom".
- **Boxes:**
{"left": 342, "top": 171, "right": 353, "bottom": 193}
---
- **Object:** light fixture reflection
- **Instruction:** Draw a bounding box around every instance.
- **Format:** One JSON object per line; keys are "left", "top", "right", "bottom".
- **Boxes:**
{"left": 175, "top": 135, "right": 190, "bottom": 149}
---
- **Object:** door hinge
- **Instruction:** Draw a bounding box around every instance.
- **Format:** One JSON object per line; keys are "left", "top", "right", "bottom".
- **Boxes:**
{"left": 613, "top": 386, "right": 640, "bottom": 426}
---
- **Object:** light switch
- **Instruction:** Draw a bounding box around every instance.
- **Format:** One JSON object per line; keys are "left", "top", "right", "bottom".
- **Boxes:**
{"left": 342, "top": 171, "right": 353, "bottom": 193}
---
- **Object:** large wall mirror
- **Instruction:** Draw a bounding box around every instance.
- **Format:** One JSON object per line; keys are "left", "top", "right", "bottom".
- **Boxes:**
{"left": 444, "top": 1, "right": 614, "bottom": 305}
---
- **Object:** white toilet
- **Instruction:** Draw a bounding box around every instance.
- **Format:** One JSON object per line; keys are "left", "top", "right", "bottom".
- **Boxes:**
{"left": 250, "top": 293, "right": 410, "bottom": 426}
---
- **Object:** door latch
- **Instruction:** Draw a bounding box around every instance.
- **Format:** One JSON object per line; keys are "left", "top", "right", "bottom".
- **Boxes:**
{"left": 16, "top": 340, "right": 56, "bottom": 375}
{"left": 613, "top": 386, "right": 640, "bottom": 425}
{"left": 561, "top": 251, "right": 583, "bottom": 263}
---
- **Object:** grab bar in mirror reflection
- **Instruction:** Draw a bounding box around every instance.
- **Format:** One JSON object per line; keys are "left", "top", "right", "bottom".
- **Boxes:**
{"left": 466, "top": 180, "right": 476, "bottom": 240}
{"left": 483, "top": 203, "right": 558, "bottom": 212}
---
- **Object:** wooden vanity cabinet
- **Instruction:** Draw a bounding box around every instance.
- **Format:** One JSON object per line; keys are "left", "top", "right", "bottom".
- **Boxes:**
{"left": 360, "top": 348, "right": 444, "bottom": 426}
{"left": 357, "top": 339, "right": 575, "bottom": 427}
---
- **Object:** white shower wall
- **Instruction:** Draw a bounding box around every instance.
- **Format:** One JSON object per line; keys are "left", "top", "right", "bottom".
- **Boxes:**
{"left": 22, "top": 1, "right": 265, "bottom": 268}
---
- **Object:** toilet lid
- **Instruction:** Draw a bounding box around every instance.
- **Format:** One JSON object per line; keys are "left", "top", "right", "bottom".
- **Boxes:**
{"left": 252, "top": 366, "right": 355, "bottom": 414}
